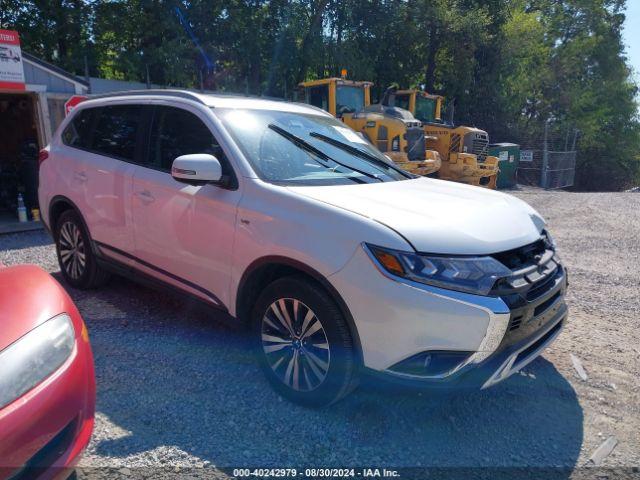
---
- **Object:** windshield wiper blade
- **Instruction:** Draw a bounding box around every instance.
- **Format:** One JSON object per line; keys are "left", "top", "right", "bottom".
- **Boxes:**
{"left": 309, "top": 132, "right": 412, "bottom": 178}
{"left": 267, "top": 124, "right": 383, "bottom": 182}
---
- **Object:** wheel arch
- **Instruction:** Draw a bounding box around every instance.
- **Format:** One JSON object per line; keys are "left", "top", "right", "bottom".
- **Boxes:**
{"left": 48, "top": 196, "right": 97, "bottom": 251}
{"left": 236, "top": 256, "right": 363, "bottom": 366}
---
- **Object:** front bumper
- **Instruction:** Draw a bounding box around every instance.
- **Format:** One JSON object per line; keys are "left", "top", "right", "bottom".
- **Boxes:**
{"left": 0, "top": 338, "right": 95, "bottom": 480}
{"left": 364, "top": 303, "right": 566, "bottom": 390}
{"left": 329, "top": 244, "right": 567, "bottom": 390}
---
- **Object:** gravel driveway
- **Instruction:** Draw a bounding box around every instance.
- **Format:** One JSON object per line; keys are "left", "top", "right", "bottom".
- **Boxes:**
{"left": 1, "top": 190, "right": 638, "bottom": 479}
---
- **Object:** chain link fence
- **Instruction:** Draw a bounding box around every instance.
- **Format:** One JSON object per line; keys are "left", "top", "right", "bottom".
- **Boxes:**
{"left": 516, "top": 123, "right": 578, "bottom": 189}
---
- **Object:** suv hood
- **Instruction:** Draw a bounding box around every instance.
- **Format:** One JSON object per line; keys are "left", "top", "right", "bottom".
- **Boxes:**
{"left": 288, "top": 178, "right": 545, "bottom": 255}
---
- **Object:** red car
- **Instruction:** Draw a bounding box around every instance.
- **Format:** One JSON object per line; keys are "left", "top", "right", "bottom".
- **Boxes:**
{"left": 0, "top": 265, "right": 95, "bottom": 480}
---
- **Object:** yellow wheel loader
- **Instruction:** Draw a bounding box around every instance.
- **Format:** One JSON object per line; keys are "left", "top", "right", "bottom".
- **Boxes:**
{"left": 396, "top": 89, "right": 499, "bottom": 188}
{"left": 297, "top": 78, "right": 441, "bottom": 176}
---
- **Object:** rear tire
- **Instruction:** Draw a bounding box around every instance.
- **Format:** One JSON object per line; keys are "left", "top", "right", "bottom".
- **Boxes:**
{"left": 252, "top": 275, "right": 358, "bottom": 407}
{"left": 55, "top": 209, "right": 110, "bottom": 289}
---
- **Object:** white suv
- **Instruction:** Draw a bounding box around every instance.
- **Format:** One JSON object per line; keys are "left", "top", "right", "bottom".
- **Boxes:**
{"left": 39, "top": 90, "right": 568, "bottom": 406}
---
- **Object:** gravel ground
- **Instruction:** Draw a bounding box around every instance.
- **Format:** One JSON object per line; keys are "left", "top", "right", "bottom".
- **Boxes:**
{"left": 1, "top": 190, "right": 639, "bottom": 479}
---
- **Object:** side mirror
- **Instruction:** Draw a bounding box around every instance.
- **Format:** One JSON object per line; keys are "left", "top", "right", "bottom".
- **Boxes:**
{"left": 171, "top": 154, "right": 222, "bottom": 185}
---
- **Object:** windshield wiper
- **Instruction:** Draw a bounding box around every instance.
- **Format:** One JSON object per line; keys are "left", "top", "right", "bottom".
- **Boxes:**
{"left": 309, "top": 132, "right": 412, "bottom": 178}
{"left": 268, "top": 124, "right": 383, "bottom": 182}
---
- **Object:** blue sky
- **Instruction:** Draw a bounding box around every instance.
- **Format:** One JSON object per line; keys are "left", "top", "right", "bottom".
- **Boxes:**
{"left": 623, "top": 1, "right": 640, "bottom": 87}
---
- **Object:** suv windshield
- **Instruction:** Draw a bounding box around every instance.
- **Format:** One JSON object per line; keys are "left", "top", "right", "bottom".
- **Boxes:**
{"left": 217, "top": 108, "right": 409, "bottom": 186}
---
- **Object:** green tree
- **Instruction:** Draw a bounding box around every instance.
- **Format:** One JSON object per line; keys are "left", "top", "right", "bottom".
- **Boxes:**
{"left": 2, "top": 0, "right": 93, "bottom": 75}
{"left": 2, "top": 0, "right": 637, "bottom": 189}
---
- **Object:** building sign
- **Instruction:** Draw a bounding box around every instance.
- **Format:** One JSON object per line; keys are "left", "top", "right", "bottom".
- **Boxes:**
{"left": 520, "top": 150, "right": 534, "bottom": 162}
{"left": 0, "top": 30, "right": 25, "bottom": 90}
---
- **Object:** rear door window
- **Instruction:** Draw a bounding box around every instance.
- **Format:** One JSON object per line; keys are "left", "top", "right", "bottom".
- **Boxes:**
{"left": 90, "top": 105, "right": 143, "bottom": 162}
{"left": 61, "top": 108, "right": 95, "bottom": 149}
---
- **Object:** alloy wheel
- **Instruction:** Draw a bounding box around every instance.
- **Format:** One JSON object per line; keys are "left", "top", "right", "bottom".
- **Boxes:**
{"left": 261, "top": 298, "right": 330, "bottom": 391}
{"left": 58, "top": 221, "right": 86, "bottom": 280}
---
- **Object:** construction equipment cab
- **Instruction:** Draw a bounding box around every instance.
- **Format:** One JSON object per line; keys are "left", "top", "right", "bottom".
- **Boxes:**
{"left": 298, "top": 77, "right": 372, "bottom": 118}
{"left": 396, "top": 89, "right": 499, "bottom": 188}
{"left": 298, "top": 78, "right": 441, "bottom": 176}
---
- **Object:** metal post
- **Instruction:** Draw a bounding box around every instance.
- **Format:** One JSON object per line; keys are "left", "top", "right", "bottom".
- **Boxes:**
{"left": 84, "top": 56, "right": 91, "bottom": 94}
{"left": 146, "top": 64, "right": 151, "bottom": 89}
{"left": 571, "top": 129, "right": 578, "bottom": 151}
{"left": 541, "top": 121, "right": 549, "bottom": 189}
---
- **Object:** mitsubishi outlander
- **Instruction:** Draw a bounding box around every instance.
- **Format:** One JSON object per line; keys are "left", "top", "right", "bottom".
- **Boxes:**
{"left": 38, "top": 90, "right": 568, "bottom": 406}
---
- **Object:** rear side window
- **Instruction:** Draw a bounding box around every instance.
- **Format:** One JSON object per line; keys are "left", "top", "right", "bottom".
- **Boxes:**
{"left": 148, "top": 106, "right": 228, "bottom": 172}
{"left": 91, "top": 105, "right": 142, "bottom": 161}
{"left": 61, "top": 109, "right": 94, "bottom": 149}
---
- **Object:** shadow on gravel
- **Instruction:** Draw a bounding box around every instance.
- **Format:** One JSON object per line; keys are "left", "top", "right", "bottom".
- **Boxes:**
{"left": 0, "top": 230, "right": 52, "bottom": 250}
{"left": 60, "top": 274, "right": 583, "bottom": 473}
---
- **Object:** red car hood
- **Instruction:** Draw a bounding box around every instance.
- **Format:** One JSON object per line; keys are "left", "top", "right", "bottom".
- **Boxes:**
{"left": 0, "top": 265, "right": 69, "bottom": 351}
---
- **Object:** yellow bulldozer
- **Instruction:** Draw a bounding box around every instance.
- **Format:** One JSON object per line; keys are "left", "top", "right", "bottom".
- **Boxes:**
{"left": 297, "top": 78, "right": 441, "bottom": 176}
{"left": 395, "top": 89, "right": 499, "bottom": 188}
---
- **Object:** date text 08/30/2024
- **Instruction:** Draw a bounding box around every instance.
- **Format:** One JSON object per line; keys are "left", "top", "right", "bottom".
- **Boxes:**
{"left": 233, "top": 468, "right": 400, "bottom": 478}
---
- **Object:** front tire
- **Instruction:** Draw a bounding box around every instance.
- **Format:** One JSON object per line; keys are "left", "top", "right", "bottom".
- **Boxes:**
{"left": 252, "top": 275, "right": 358, "bottom": 407}
{"left": 55, "top": 209, "right": 110, "bottom": 289}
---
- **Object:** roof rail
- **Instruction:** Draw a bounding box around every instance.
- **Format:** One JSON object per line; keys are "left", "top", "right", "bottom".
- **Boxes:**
{"left": 87, "top": 89, "right": 206, "bottom": 105}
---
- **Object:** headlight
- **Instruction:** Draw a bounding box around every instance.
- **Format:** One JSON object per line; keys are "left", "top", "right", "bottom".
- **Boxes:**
{"left": 366, "top": 244, "right": 512, "bottom": 296}
{"left": 0, "top": 313, "right": 75, "bottom": 409}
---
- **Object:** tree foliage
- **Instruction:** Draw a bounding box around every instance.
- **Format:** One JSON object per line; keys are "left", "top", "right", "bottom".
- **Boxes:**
{"left": 1, "top": 0, "right": 638, "bottom": 190}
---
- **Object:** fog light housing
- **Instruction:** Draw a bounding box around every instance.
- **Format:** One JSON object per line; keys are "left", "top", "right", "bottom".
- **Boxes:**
{"left": 388, "top": 351, "right": 473, "bottom": 378}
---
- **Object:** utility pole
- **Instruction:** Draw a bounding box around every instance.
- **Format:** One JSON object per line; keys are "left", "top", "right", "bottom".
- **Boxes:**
{"left": 541, "top": 120, "right": 549, "bottom": 189}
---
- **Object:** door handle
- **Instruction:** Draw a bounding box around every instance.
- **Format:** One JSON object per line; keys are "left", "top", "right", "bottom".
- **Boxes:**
{"left": 74, "top": 171, "right": 87, "bottom": 183}
{"left": 135, "top": 190, "right": 155, "bottom": 204}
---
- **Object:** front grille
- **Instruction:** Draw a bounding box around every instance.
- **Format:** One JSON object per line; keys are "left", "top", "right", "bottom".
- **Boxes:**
{"left": 527, "top": 267, "right": 562, "bottom": 301}
{"left": 490, "top": 232, "right": 558, "bottom": 298}
{"left": 534, "top": 290, "right": 561, "bottom": 317}
{"left": 462, "top": 131, "right": 489, "bottom": 160}
{"left": 471, "top": 137, "right": 489, "bottom": 161}
{"left": 492, "top": 236, "right": 547, "bottom": 269}
{"left": 501, "top": 281, "right": 566, "bottom": 348}
{"left": 514, "top": 320, "right": 564, "bottom": 365}
{"left": 489, "top": 232, "right": 567, "bottom": 348}
{"left": 499, "top": 263, "right": 566, "bottom": 347}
